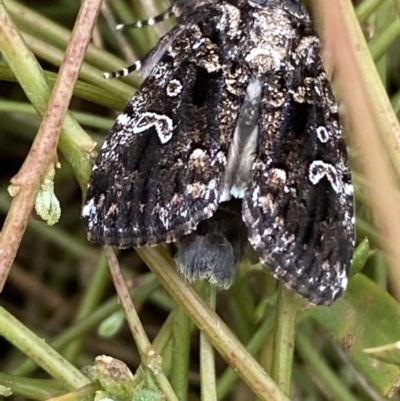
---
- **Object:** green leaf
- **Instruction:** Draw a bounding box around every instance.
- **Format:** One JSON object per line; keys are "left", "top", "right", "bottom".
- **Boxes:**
{"left": 304, "top": 274, "right": 400, "bottom": 397}
{"left": 349, "top": 237, "right": 369, "bottom": 277}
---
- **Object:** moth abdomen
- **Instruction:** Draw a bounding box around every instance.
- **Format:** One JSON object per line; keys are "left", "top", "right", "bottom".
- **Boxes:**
{"left": 176, "top": 200, "right": 248, "bottom": 288}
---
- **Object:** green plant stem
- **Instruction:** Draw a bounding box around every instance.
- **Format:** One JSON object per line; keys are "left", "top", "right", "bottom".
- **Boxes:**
{"left": 0, "top": 193, "right": 88, "bottom": 258}
{"left": 340, "top": 0, "right": 400, "bottom": 179}
{"left": 350, "top": 238, "right": 370, "bottom": 277}
{"left": 104, "top": 246, "right": 179, "bottom": 401}
{"left": 355, "top": 0, "right": 387, "bottom": 22}
{"left": 109, "top": 0, "right": 158, "bottom": 56}
{"left": 271, "top": 283, "right": 297, "bottom": 396}
{"left": 11, "top": 273, "right": 159, "bottom": 376}
{"left": 374, "top": 0, "right": 390, "bottom": 84}
{"left": 393, "top": 91, "right": 400, "bottom": 117}
{"left": 339, "top": 0, "right": 400, "bottom": 301}
{"left": 296, "top": 328, "right": 360, "bottom": 401}
{"left": 4, "top": 0, "right": 139, "bottom": 85}
{"left": 63, "top": 252, "right": 110, "bottom": 362}
{"left": 0, "top": 63, "right": 127, "bottom": 110}
{"left": 0, "top": 373, "right": 67, "bottom": 401}
{"left": 229, "top": 279, "right": 256, "bottom": 343}
{"left": 170, "top": 304, "right": 191, "bottom": 401}
{"left": 369, "top": 16, "right": 400, "bottom": 62}
{"left": 0, "top": 100, "right": 114, "bottom": 130}
{"left": 0, "top": 0, "right": 102, "bottom": 291}
{"left": 216, "top": 311, "right": 275, "bottom": 399}
{"left": 0, "top": 0, "right": 96, "bottom": 289}
{"left": 0, "top": 307, "right": 91, "bottom": 390}
{"left": 130, "top": 311, "right": 175, "bottom": 389}
{"left": 0, "top": 0, "right": 94, "bottom": 187}
{"left": 22, "top": 33, "right": 134, "bottom": 100}
{"left": 154, "top": 312, "right": 175, "bottom": 373}
{"left": 137, "top": 246, "right": 290, "bottom": 401}
{"left": 200, "top": 284, "right": 217, "bottom": 401}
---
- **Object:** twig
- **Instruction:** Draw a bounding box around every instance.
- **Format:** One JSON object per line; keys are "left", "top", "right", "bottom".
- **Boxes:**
{"left": 136, "top": 246, "right": 290, "bottom": 401}
{"left": 103, "top": 246, "right": 179, "bottom": 401}
{"left": 0, "top": 0, "right": 102, "bottom": 290}
{"left": 313, "top": 0, "right": 400, "bottom": 301}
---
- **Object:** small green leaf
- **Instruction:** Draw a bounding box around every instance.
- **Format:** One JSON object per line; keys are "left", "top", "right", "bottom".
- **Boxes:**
{"left": 34, "top": 163, "right": 61, "bottom": 226}
{"left": 364, "top": 342, "right": 400, "bottom": 366}
{"left": 133, "top": 388, "right": 162, "bottom": 401}
{"left": 98, "top": 310, "right": 125, "bottom": 338}
{"left": 349, "top": 237, "right": 369, "bottom": 277}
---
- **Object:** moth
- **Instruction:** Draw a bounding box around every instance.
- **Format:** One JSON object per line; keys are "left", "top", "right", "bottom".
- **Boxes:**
{"left": 82, "top": 0, "right": 355, "bottom": 305}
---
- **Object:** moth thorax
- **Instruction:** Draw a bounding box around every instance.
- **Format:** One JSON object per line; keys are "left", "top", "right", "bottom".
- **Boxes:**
{"left": 221, "top": 77, "right": 262, "bottom": 202}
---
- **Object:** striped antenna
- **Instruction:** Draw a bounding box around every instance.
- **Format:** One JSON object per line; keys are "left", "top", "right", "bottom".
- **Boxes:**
{"left": 105, "top": 4, "right": 182, "bottom": 79}
{"left": 116, "top": 6, "right": 175, "bottom": 30}
{"left": 103, "top": 60, "right": 142, "bottom": 79}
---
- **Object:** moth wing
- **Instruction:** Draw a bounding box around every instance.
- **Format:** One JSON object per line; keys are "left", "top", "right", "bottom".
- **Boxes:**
{"left": 242, "top": 35, "right": 354, "bottom": 305}
{"left": 83, "top": 7, "right": 245, "bottom": 248}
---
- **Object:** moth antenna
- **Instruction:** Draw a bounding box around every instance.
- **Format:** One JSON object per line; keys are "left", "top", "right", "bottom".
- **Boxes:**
{"left": 116, "top": 6, "right": 176, "bottom": 30}
{"left": 103, "top": 60, "right": 142, "bottom": 79}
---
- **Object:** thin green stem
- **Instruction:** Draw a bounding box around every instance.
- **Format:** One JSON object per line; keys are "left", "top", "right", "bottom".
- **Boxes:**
{"left": 63, "top": 252, "right": 110, "bottom": 362}
{"left": 0, "top": 100, "right": 113, "bottom": 130}
{"left": 170, "top": 304, "right": 191, "bottom": 401}
{"left": 22, "top": 33, "right": 134, "bottom": 100}
{"left": 0, "top": 307, "right": 91, "bottom": 390}
{"left": 355, "top": 0, "right": 387, "bottom": 22}
{"left": 296, "top": 328, "right": 360, "bottom": 401}
{"left": 4, "top": 0, "right": 140, "bottom": 87}
{"left": 11, "top": 274, "right": 159, "bottom": 376}
{"left": 271, "top": 283, "right": 297, "bottom": 396}
{"left": 137, "top": 247, "right": 290, "bottom": 401}
{"left": 369, "top": 16, "right": 400, "bottom": 63}
{"left": 104, "top": 246, "right": 179, "bottom": 401}
{"left": 0, "top": 373, "right": 67, "bottom": 400}
{"left": 200, "top": 284, "right": 217, "bottom": 401}
{"left": 0, "top": 63, "right": 127, "bottom": 110}
{"left": 216, "top": 311, "right": 275, "bottom": 399}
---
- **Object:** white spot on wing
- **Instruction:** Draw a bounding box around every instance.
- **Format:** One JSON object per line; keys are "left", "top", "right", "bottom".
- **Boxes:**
{"left": 219, "top": 190, "right": 231, "bottom": 202}
{"left": 116, "top": 113, "right": 131, "bottom": 127}
{"left": 82, "top": 198, "right": 98, "bottom": 231}
{"left": 344, "top": 183, "right": 354, "bottom": 196}
{"left": 316, "top": 126, "right": 330, "bottom": 143}
{"left": 230, "top": 186, "right": 245, "bottom": 198}
{"left": 132, "top": 112, "right": 174, "bottom": 144}
{"left": 308, "top": 160, "right": 341, "bottom": 193}
{"left": 166, "top": 79, "right": 183, "bottom": 97}
{"left": 82, "top": 198, "right": 95, "bottom": 218}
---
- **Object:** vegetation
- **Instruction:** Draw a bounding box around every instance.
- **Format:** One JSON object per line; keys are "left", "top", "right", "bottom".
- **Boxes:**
{"left": 0, "top": 0, "right": 400, "bottom": 400}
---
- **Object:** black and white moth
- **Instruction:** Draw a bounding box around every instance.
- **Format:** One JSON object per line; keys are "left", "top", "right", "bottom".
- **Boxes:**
{"left": 82, "top": 0, "right": 355, "bottom": 305}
